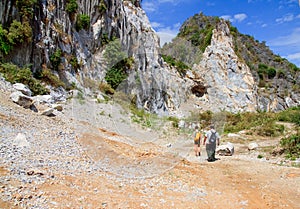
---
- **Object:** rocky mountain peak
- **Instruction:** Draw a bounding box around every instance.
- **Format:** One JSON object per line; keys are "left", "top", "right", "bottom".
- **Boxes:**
{"left": 192, "top": 19, "right": 258, "bottom": 113}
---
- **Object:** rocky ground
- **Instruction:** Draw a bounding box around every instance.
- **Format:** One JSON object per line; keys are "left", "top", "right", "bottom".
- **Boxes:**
{"left": 0, "top": 80, "right": 300, "bottom": 209}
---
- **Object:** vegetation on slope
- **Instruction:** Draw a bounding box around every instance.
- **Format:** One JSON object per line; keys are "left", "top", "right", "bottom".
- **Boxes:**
{"left": 185, "top": 108, "right": 300, "bottom": 159}
{"left": 161, "top": 12, "right": 300, "bottom": 96}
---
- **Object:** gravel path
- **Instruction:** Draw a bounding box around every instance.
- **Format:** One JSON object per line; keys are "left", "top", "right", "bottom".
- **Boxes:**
{"left": 1, "top": 78, "right": 299, "bottom": 209}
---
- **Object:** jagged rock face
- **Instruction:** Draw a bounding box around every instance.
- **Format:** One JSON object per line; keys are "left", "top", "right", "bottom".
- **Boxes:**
{"left": 0, "top": 0, "right": 192, "bottom": 115}
{"left": 193, "top": 20, "right": 258, "bottom": 113}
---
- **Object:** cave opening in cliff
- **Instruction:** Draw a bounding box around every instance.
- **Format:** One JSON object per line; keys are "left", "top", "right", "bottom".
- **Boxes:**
{"left": 191, "top": 84, "right": 207, "bottom": 97}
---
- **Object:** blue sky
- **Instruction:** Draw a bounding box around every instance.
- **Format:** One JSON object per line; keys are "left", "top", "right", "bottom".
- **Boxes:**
{"left": 141, "top": 0, "right": 300, "bottom": 67}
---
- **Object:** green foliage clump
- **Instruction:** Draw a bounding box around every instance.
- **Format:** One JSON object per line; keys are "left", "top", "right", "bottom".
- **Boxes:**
{"left": 130, "top": 105, "right": 158, "bottom": 128}
{"left": 256, "top": 121, "right": 285, "bottom": 137}
{"left": 0, "top": 63, "right": 49, "bottom": 95}
{"left": 0, "top": 25, "right": 11, "bottom": 55}
{"left": 16, "top": 0, "right": 37, "bottom": 19}
{"left": 278, "top": 107, "right": 300, "bottom": 159}
{"left": 177, "top": 13, "right": 218, "bottom": 52}
{"left": 7, "top": 20, "right": 32, "bottom": 45}
{"left": 100, "top": 33, "right": 109, "bottom": 46}
{"left": 224, "top": 112, "right": 277, "bottom": 135}
{"left": 289, "top": 63, "right": 299, "bottom": 72}
{"left": 98, "top": 0, "right": 107, "bottom": 13}
{"left": 38, "top": 68, "right": 65, "bottom": 88}
{"left": 70, "top": 55, "right": 79, "bottom": 70}
{"left": 277, "top": 107, "right": 300, "bottom": 126}
{"left": 66, "top": 0, "right": 78, "bottom": 14}
{"left": 167, "top": 116, "right": 180, "bottom": 128}
{"left": 162, "top": 54, "right": 189, "bottom": 76}
{"left": 76, "top": 14, "right": 90, "bottom": 31}
{"left": 103, "top": 39, "right": 134, "bottom": 91}
{"left": 230, "top": 26, "right": 238, "bottom": 37}
{"left": 50, "top": 49, "right": 62, "bottom": 70}
{"left": 258, "top": 63, "right": 278, "bottom": 80}
{"left": 0, "top": 19, "right": 32, "bottom": 57}
{"left": 104, "top": 67, "right": 127, "bottom": 90}
{"left": 280, "top": 133, "right": 300, "bottom": 159}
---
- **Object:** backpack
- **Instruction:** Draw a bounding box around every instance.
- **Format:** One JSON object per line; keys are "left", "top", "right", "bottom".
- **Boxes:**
{"left": 209, "top": 131, "right": 217, "bottom": 143}
{"left": 194, "top": 132, "right": 201, "bottom": 142}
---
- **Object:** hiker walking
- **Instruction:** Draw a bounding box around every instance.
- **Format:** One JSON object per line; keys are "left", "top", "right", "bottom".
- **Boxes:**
{"left": 203, "top": 124, "right": 220, "bottom": 162}
{"left": 193, "top": 126, "right": 201, "bottom": 157}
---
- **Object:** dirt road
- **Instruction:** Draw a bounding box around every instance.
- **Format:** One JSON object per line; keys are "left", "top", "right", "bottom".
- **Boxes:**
{"left": 0, "top": 91, "right": 299, "bottom": 208}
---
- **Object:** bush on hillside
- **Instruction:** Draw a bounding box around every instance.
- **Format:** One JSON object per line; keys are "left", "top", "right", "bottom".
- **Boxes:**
{"left": 280, "top": 133, "right": 300, "bottom": 159}
{"left": 0, "top": 63, "right": 49, "bottom": 95}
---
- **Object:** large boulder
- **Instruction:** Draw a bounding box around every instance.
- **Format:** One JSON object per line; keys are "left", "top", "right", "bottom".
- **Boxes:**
{"left": 216, "top": 142, "right": 234, "bottom": 156}
{"left": 10, "top": 91, "right": 33, "bottom": 109}
{"left": 12, "top": 83, "right": 32, "bottom": 96}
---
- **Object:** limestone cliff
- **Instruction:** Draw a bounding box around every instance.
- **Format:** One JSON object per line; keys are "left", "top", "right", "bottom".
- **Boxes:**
{"left": 163, "top": 13, "right": 300, "bottom": 113}
{"left": 1, "top": 1, "right": 299, "bottom": 115}
{"left": 192, "top": 20, "right": 258, "bottom": 113}
{"left": 0, "top": 0, "right": 192, "bottom": 115}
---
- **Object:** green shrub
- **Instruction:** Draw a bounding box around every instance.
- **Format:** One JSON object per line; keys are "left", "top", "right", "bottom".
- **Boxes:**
{"left": 104, "top": 67, "right": 127, "bottom": 90}
{"left": 267, "top": 67, "right": 276, "bottom": 79}
{"left": 162, "top": 54, "right": 189, "bottom": 76}
{"left": 256, "top": 121, "right": 284, "bottom": 137}
{"left": 0, "top": 63, "right": 49, "bottom": 95}
{"left": 103, "top": 39, "right": 133, "bottom": 91}
{"left": 257, "top": 154, "right": 263, "bottom": 159}
{"left": 7, "top": 20, "right": 32, "bottom": 44}
{"left": 0, "top": 25, "right": 11, "bottom": 55}
{"left": 50, "top": 49, "right": 62, "bottom": 70}
{"left": 76, "top": 14, "right": 90, "bottom": 31}
{"left": 16, "top": 0, "right": 37, "bottom": 19}
{"left": 70, "top": 55, "right": 79, "bottom": 70}
{"left": 66, "top": 0, "right": 78, "bottom": 14}
{"left": 98, "top": 0, "right": 107, "bottom": 13}
{"left": 167, "top": 116, "right": 180, "bottom": 128}
{"left": 277, "top": 69, "right": 286, "bottom": 78}
{"left": 40, "top": 68, "right": 65, "bottom": 88}
{"left": 278, "top": 107, "right": 300, "bottom": 126}
{"left": 280, "top": 133, "right": 300, "bottom": 159}
{"left": 100, "top": 33, "right": 109, "bottom": 45}
{"left": 130, "top": 105, "right": 158, "bottom": 128}
{"left": 224, "top": 112, "right": 275, "bottom": 134}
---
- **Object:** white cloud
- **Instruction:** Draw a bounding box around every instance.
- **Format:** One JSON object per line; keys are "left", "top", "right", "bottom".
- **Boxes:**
{"left": 276, "top": 13, "right": 295, "bottom": 23}
{"left": 234, "top": 13, "right": 247, "bottom": 22}
{"left": 142, "top": 0, "right": 185, "bottom": 13}
{"left": 287, "top": 52, "right": 300, "bottom": 60}
{"left": 286, "top": 53, "right": 300, "bottom": 67}
{"left": 269, "top": 28, "right": 300, "bottom": 46}
{"left": 269, "top": 28, "right": 300, "bottom": 67}
{"left": 142, "top": 2, "right": 156, "bottom": 13}
{"left": 151, "top": 22, "right": 163, "bottom": 28}
{"left": 157, "top": 31, "right": 177, "bottom": 46}
{"left": 152, "top": 24, "right": 180, "bottom": 46}
{"left": 220, "top": 15, "right": 232, "bottom": 22}
{"left": 220, "top": 14, "right": 247, "bottom": 23}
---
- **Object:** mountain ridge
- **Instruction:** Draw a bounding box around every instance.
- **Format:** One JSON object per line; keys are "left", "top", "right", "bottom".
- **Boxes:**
{"left": 0, "top": 1, "right": 299, "bottom": 115}
{"left": 161, "top": 12, "right": 300, "bottom": 113}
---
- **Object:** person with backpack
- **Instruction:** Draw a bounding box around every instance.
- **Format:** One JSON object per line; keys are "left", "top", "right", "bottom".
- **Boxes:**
{"left": 203, "top": 124, "right": 220, "bottom": 162}
{"left": 193, "top": 126, "right": 202, "bottom": 157}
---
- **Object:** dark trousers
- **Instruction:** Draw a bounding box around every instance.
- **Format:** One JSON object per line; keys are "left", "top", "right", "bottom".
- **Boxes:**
{"left": 206, "top": 143, "right": 216, "bottom": 161}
